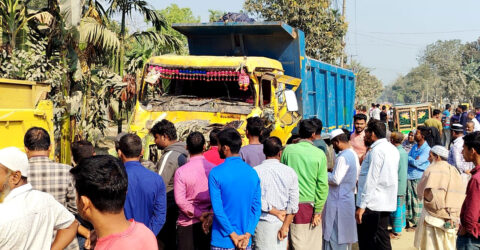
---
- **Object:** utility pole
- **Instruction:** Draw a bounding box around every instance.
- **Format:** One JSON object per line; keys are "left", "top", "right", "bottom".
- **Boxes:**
{"left": 340, "top": 0, "right": 346, "bottom": 68}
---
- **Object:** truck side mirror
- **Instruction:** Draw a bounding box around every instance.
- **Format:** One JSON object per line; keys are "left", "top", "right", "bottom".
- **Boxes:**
{"left": 285, "top": 90, "right": 299, "bottom": 112}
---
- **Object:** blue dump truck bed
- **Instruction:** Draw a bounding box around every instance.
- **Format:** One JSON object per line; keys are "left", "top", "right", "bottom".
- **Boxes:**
{"left": 173, "top": 22, "right": 355, "bottom": 134}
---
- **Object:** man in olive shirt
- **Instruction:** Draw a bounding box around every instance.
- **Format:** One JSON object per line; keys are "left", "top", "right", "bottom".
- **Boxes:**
{"left": 281, "top": 119, "right": 328, "bottom": 249}
{"left": 424, "top": 109, "right": 443, "bottom": 135}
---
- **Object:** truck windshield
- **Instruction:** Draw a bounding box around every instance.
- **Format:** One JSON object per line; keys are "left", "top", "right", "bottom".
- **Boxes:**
{"left": 141, "top": 67, "right": 254, "bottom": 105}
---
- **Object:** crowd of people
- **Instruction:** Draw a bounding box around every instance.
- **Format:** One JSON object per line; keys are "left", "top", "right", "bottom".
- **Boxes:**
{"left": 1, "top": 104, "right": 480, "bottom": 250}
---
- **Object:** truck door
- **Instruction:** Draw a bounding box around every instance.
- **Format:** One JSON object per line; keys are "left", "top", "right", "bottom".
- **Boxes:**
{"left": 275, "top": 75, "right": 302, "bottom": 127}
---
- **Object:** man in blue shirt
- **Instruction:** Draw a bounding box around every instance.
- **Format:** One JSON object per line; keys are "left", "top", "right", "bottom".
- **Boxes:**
{"left": 208, "top": 128, "right": 261, "bottom": 250}
{"left": 406, "top": 126, "right": 431, "bottom": 230}
{"left": 118, "top": 133, "right": 166, "bottom": 236}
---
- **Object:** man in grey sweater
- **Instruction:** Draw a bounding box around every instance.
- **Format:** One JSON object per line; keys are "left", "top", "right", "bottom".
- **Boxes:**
{"left": 151, "top": 119, "right": 188, "bottom": 250}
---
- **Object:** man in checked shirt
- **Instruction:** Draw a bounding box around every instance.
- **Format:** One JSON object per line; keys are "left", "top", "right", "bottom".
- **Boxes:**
{"left": 24, "top": 127, "right": 81, "bottom": 250}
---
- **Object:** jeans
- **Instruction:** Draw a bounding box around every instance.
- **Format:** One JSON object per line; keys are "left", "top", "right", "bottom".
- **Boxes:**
{"left": 457, "top": 234, "right": 480, "bottom": 250}
{"left": 77, "top": 235, "right": 86, "bottom": 250}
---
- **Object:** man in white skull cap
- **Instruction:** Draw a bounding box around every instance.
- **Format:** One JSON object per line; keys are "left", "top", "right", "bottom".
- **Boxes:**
{"left": 0, "top": 147, "right": 78, "bottom": 250}
{"left": 414, "top": 145, "right": 465, "bottom": 250}
{"left": 322, "top": 129, "right": 361, "bottom": 250}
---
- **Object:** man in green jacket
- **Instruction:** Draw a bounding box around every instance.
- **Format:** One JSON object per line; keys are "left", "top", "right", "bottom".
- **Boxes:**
{"left": 389, "top": 132, "right": 408, "bottom": 238}
{"left": 281, "top": 119, "right": 328, "bottom": 250}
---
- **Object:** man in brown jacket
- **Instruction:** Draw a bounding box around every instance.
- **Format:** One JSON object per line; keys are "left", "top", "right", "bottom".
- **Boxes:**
{"left": 414, "top": 145, "right": 465, "bottom": 250}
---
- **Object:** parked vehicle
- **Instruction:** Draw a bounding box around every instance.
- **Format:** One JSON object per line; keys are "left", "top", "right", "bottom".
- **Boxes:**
{"left": 0, "top": 78, "right": 54, "bottom": 158}
{"left": 393, "top": 103, "right": 432, "bottom": 134}
{"left": 128, "top": 22, "right": 355, "bottom": 162}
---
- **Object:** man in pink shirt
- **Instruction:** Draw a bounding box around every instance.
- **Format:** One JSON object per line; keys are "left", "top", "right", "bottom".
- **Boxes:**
{"left": 174, "top": 132, "right": 215, "bottom": 250}
{"left": 204, "top": 128, "right": 224, "bottom": 166}
{"left": 70, "top": 155, "right": 158, "bottom": 250}
{"left": 350, "top": 114, "right": 368, "bottom": 163}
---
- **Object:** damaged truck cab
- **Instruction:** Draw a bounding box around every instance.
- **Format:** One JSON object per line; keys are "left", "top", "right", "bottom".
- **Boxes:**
{"left": 128, "top": 22, "right": 355, "bottom": 162}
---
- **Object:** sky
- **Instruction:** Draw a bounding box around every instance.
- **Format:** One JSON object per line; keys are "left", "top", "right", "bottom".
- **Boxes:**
{"left": 144, "top": 0, "right": 480, "bottom": 85}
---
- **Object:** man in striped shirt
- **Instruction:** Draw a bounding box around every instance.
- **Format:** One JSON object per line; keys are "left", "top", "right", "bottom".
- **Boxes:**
{"left": 253, "top": 137, "right": 299, "bottom": 250}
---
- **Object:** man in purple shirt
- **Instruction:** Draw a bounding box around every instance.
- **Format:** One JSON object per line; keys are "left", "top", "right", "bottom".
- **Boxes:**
{"left": 239, "top": 117, "right": 266, "bottom": 167}
{"left": 174, "top": 132, "right": 215, "bottom": 250}
{"left": 118, "top": 133, "right": 166, "bottom": 236}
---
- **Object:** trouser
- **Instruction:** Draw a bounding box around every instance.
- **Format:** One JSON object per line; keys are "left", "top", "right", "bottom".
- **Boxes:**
{"left": 177, "top": 222, "right": 211, "bottom": 250}
{"left": 443, "top": 129, "right": 451, "bottom": 149}
{"left": 357, "top": 209, "right": 391, "bottom": 250}
{"left": 457, "top": 234, "right": 480, "bottom": 250}
{"left": 158, "top": 193, "right": 178, "bottom": 250}
{"left": 388, "top": 121, "right": 394, "bottom": 132}
{"left": 254, "top": 220, "right": 287, "bottom": 250}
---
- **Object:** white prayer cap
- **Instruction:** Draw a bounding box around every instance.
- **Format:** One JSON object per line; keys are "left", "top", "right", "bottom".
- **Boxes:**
{"left": 430, "top": 145, "right": 449, "bottom": 160}
{"left": 330, "top": 129, "right": 345, "bottom": 140}
{"left": 0, "top": 147, "right": 29, "bottom": 177}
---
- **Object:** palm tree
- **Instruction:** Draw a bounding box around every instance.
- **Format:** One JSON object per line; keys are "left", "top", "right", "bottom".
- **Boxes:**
{"left": 107, "top": 0, "right": 180, "bottom": 76}
{"left": 0, "top": 0, "right": 52, "bottom": 51}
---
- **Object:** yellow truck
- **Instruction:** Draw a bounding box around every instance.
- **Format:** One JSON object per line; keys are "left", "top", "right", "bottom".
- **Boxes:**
{"left": 0, "top": 78, "right": 54, "bottom": 157}
{"left": 128, "top": 22, "right": 356, "bottom": 163}
{"left": 129, "top": 55, "right": 302, "bottom": 161}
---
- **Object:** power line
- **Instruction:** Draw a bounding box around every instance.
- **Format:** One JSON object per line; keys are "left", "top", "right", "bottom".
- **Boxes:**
{"left": 359, "top": 29, "right": 480, "bottom": 35}
{"left": 354, "top": 32, "right": 424, "bottom": 47}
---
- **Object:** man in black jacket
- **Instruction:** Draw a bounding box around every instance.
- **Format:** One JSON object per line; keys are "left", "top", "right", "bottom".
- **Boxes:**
{"left": 151, "top": 119, "right": 189, "bottom": 250}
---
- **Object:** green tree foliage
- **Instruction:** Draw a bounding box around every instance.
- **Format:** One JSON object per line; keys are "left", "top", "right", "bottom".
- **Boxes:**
{"left": 157, "top": 4, "right": 200, "bottom": 54}
{"left": 347, "top": 60, "right": 383, "bottom": 106}
{"left": 208, "top": 9, "right": 225, "bottom": 22}
{"left": 107, "top": 0, "right": 180, "bottom": 76}
{"left": 385, "top": 39, "right": 480, "bottom": 105}
{"left": 0, "top": 0, "right": 52, "bottom": 50}
{"left": 244, "top": 0, "right": 347, "bottom": 64}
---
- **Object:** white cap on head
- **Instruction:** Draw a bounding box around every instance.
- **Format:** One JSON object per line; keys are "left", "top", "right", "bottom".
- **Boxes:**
{"left": 0, "top": 147, "right": 29, "bottom": 177}
{"left": 430, "top": 145, "right": 449, "bottom": 160}
{"left": 330, "top": 129, "right": 345, "bottom": 140}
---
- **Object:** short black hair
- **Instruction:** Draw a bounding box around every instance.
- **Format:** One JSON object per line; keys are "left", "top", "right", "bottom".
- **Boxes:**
{"left": 263, "top": 136, "right": 283, "bottom": 157}
{"left": 246, "top": 117, "right": 264, "bottom": 137}
{"left": 70, "top": 155, "right": 128, "bottom": 213}
{"left": 446, "top": 104, "right": 451, "bottom": 109}
{"left": 433, "top": 109, "right": 441, "bottom": 116}
{"left": 119, "top": 133, "right": 142, "bottom": 158}
{"left": 259, "top": 127, "right": 272, "bottom": 143}
{"left": 382, "top": 105, "right": 386, "bottom": 110}
{"left": 217, "top": 128, "right": 242, "bottom": 154}
{"left": 461, "top": 105, "right": 468, "bottom": 111}
{"left": 376, "top": 104, "right": 380, "bottom": 108}
{"left": 354, "top": 114, "right": 367, "bottom": 122}
{"left": 417, "top": 126, "right": 429, "bottom": 139}
{"left": 342, "top": 128, "right": 351, "bottom": 141}
{"left": 150, "top": 119, "right": 177, "bottom": 140}
{"left": 464, "top": 131, "right": 480, "bottom": 154}
{"left": 310, "top": 118, "right": 323, "bottom": 135}
{"left": 371, "top": 103, "right": 375, "bottom": 107}
{"left": 24, "top": 127, "right": 51, "bottom": 151}
{"left": 286, "top": 134, "right": 300, "bottom": 144}
{"left": 209, "top": 128, "right": 221, "bottom": 146}
{"left": 187, "top": 132, "right": 205, "bottom": 155}
{"left": 366, "top": 120, "right": 386, "bottom": 139}
{"left": 332, "top": 130, "right": 349, "bottom": 143}
{"left": 299, "top": 119, "right": 317, "bottom": 139}
{"left": 71, "top": 140, "right": 95, "bottom": 164}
